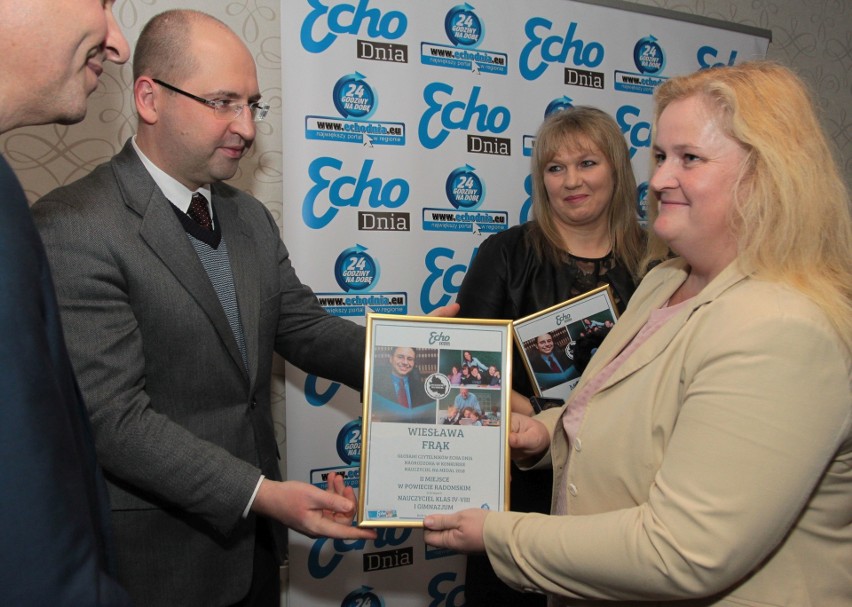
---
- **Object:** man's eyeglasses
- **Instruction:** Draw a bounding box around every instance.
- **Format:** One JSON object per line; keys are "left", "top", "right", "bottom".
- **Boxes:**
{"left": 153, "top": 79, "right": 270, "bottom": 122}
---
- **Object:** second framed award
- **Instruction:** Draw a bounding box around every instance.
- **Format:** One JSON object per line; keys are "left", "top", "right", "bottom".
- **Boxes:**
{"left": 513, "top": 285, "right": 619, "bottom": 402}
{"left": 358, "top": 313, "right": 512, "bottom": 527}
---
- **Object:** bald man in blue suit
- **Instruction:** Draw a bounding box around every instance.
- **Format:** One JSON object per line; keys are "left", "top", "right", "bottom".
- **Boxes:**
{"left": 0, "top": 1, "right": 131, "bottom": 604}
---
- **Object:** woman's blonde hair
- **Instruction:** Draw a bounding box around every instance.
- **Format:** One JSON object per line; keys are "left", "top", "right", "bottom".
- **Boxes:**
{"left": 529, "top": 106, "right": 646, "bottom": 278}
{"left": 647, "top": 61, "right": 852, "bottom": 349}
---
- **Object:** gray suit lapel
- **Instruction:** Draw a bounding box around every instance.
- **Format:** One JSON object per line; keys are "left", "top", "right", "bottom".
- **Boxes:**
{"left": 213, "top": 187, "right": 261, "bottom": 389}
{"left": 112, "top": 144, "right": 249, "bottom": 381}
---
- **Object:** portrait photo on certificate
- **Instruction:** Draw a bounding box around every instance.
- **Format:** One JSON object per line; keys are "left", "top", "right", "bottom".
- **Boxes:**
{"left": 358, "top": 313, "right": 512, "bottom": 527}
{"left": 513, "top": 285, "right": 619, "bottom": 402}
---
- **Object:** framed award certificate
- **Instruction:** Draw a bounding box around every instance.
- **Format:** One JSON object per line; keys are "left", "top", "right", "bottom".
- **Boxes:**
{"left": 513, "top": 285, "right": 619, "bottom": 401}
{"left": 358, "top": 313, "right": 512, "bottom": 527}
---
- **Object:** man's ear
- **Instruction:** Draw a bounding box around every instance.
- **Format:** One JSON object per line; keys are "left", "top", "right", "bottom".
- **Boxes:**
{"left": 135, "top": 77, "right": 160, "bottom": 125}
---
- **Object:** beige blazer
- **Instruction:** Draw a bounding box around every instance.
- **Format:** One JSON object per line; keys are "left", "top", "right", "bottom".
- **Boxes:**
{"left": 484, "top": 258, "right": 851, "bottom": 606}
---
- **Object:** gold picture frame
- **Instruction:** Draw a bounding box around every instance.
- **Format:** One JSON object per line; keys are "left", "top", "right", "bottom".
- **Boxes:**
{"left": 358, "top": 313, "right": 512, "bottom": 527}
{"left": 513, "top": 285, "right": 619, "bottom": 402}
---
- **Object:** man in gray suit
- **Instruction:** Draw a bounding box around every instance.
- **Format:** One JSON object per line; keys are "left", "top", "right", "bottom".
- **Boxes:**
{"left": 33, "top": 10, "right": 378, "bottom": 607}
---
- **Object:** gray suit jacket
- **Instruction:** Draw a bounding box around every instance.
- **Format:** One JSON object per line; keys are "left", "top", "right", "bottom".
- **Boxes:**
{"left": 32, "top": 140, "right": 365, "bottom": 607}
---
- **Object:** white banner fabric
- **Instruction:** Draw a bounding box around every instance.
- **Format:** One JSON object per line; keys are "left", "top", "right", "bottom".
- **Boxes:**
{"left": 281, "top": 2, "right": 768, "bottom": 605}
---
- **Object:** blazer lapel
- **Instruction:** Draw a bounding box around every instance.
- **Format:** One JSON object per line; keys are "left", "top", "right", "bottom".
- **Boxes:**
{"left": 212, "top": 187, "right": 261, "bottom": 389}
{"left": 112, "top": 143, "right": 249, "bottom": 381}
{"left": 580, "top": 259, "right": 749, "bottom": 393}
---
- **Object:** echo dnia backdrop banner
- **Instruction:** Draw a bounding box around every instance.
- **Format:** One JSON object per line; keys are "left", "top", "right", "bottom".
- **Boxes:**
{"left": 281, "top": 1, "right": 769, "bottom": 605}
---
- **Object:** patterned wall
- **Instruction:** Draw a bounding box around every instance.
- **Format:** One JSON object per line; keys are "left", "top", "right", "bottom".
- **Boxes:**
{"left": 1, "top": 0, "right": 849, "bottom": 216}
{"left": 0, "top": 0, "right": 283, "bottom": 221}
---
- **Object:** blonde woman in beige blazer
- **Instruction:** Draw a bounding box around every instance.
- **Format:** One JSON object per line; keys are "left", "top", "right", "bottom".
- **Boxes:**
{"left": 425, "top": 61, "right": 852, "bottom": 607}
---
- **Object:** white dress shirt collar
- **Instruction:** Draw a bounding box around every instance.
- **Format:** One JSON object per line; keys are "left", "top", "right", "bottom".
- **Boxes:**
{"left": 131, "top": 137, "right": 212, "bottom": 217}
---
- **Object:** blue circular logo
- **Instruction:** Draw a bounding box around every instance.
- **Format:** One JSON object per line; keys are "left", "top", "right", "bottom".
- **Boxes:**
{"left": 445, "top": 5, "right": 484, "bottom": 48}
{"left": 333, "top": 72, "right": 377, "bottom": 120}
{"left": 634, "top": 36, "right": 665, "bottom": 74}
{"left": 336, "top": 419, "right": 362, "bottom": 465}
{"left": 545, "top": 96, "right": 574, "bottom": 117}
{"left": 341, "top": 586, "right": 384, "bottom": 607}
{"left": 334, "top": 245, "right": 379, "bottom": 292}
{"left": 445, "top": 165, "right": 485, "bottom": 210}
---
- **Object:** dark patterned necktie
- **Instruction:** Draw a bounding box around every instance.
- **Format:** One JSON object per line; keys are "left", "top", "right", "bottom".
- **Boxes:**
{"left": 188, "top": 192, "right": 212, "bottom": 230}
